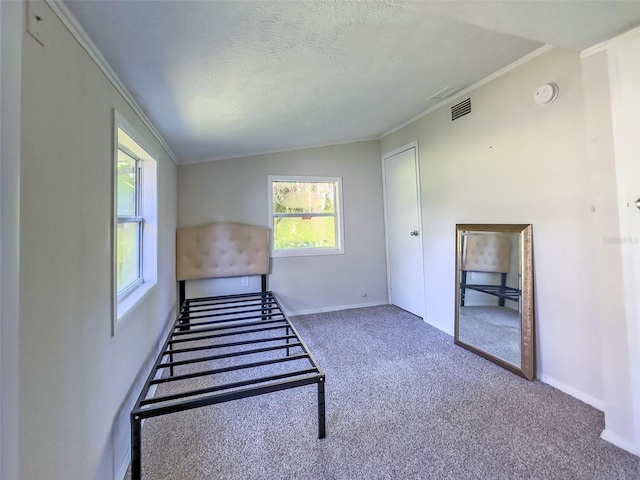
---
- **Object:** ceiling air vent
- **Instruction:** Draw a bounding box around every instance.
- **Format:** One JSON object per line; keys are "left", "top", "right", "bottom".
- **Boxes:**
{"left": 451, "top": 98, "right": 471, "bottom": 121}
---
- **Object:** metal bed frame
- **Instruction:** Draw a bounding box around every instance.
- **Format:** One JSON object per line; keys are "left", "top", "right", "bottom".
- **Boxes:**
{"left": 130, "top": 223, "right": 325, "bottom": 480}
{"left": 460, "top": 271, "right": 521, "bottom": 306}
{"left": 459, "top": 232, "right": 520, "bottom": 307}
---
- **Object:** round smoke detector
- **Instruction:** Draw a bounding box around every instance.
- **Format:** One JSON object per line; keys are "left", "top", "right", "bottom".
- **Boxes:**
{"left": 534, "top": 83, "right": 559, "bottom": 105}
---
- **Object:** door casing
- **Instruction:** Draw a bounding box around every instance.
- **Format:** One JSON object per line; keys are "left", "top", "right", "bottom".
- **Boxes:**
{"left": 381, "top": 141, "right": 426, "bottom": 318}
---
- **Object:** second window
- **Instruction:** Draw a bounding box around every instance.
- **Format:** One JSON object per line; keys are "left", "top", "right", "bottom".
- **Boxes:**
{"left": 268, "top": 175, "right": 344, "bottom": 257}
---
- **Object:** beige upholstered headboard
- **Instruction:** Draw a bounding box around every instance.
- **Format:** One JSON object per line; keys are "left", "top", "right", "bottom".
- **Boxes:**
{"left": 176, "top": 222, "right": 270, "bottom": 281}
{"left": 462, "top": 234, "right": 512, "bottom": 274}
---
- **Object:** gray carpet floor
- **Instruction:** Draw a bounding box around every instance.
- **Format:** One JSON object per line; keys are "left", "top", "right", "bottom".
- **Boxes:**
{"left": 127, "top": 305, "right": 640, "bottom": 480}
{"left": 458, "top": 306, "right": 521, "bottom": 366}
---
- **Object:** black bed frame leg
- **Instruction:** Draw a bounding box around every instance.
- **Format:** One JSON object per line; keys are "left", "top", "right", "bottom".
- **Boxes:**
{"left": 460, "top": 271, "right": 467, "bottom": 306}
{"left": 285, "top": 325, "right": 291, "bottom": 356}
{"left": 260, "top": 274, "right": 270, "bottom": 321}
{"left": 318, "top": 376, "right": 326, "bottom": 439}
{"left": 499, "top": 272, "right": 507, "bottom": 307}
{"left": 131, "top": 414, "right": 142, "bottom": 480}
{"left": 178, "top": 280, "right": 190, "bottom": 331}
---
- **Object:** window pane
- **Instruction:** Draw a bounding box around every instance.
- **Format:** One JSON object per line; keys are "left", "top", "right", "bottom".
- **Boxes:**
{"left": 273, "top": 181, "right": 335, "bottom": 214}
{"left": 117, "top": 222, "right": 140, "bottom": 291}
{"left": 117, "top": 149, "right": 137, "bottom": 216}
{"left": 273, "top": 216, "right": 336, "bottom": 250}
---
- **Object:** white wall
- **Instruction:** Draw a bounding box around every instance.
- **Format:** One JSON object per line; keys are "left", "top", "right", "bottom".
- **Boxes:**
{"left": 1, "top": 2, "right": 23, "bottom": 479}
{"left": 19, "top": 4, "right": 177, "bottom": 479}
{"left": 593, "top": 28, "right": 640, "bottom": 455}
{"left": 381, "top": 48, "right": 604, "bottom": 408}
{"left": 178, "top": 141, "right": 388, "bottom": 314}
{"left": 581, "top": 45, "right": 634, "bottom": 454}
{"left": 8, "top": 6, "right": 640, "bottom": 476}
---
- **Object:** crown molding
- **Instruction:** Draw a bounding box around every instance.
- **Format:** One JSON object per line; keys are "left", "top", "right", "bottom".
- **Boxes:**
{"left": 580, "top": 42, "right": 607, "bottom": 59}
{"left": 46, "top": 0, "right": 179, "bottom": 165}
{"left": 381, "top": 45, "right": 555, "bottom": 139}
{"left": 180, "top": 136, "right": 380, "bottom": 165}
{"left": 44, "top": 1, "right": 565, "bottom": 164}
{"left": 580, "top": 25, "right": 640, "bottom": 59}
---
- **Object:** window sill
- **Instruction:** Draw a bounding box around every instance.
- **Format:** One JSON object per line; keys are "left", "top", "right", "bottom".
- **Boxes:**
{"left": 272, "top": 248, "right": 345, "bottom": 258}
{"left": 114, "top": 281, "right": 157, "bottom": 333}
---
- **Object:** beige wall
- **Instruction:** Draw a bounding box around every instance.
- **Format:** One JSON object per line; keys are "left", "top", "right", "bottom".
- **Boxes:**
{"left": 18, "top": 4, "right": 177, "bottom": 479}
{"left": 381, "top": 48, "right": 604, "bottom": 407}
{"left": 6, "top": 5, "right": 640, "bottom": 479}
{"left": 178, "top": 47, "right": 640, "bottom": 454}
{"left": 178, "top": 141, "right": 388, "bottom": 314}
{"left": 1, "top": 2, "right": 23, "bottom": 479}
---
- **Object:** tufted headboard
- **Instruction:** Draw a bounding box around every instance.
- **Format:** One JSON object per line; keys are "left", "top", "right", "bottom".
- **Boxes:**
{"left": 461, "top": 234, "right": 512, "bottom": 274}
{"left": 176, "top": 222, "right": 270, "bottom": 282}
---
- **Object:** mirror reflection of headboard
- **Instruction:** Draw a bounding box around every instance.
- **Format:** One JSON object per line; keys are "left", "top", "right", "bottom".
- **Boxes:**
{"left": 462, "top": 234, "right": 512, "bottom": 273}
{"left": 460, "top": 233, "right": 520, "bottom": 308}
{"left": 454, "top": 224, "right": 535, "bottom": 381}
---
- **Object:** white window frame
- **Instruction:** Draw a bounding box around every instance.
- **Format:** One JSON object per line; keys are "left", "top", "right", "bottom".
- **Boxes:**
{"left": 116, "top": 144, "right": 143, "bottom": 299}
{"left": 112, "top": 111, "right": 158, "bottom": 333}
{"left": 268, "top": 175, "right": 345, "bottom": 258}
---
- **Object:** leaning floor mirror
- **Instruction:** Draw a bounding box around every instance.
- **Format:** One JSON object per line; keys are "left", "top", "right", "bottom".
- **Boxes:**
{"left": 454, "top": 224, "right": 535, "bottom": 381}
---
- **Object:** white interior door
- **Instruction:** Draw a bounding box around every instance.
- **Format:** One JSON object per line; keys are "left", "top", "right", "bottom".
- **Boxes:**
{"left": 383, "top": 143, "right": 425, "bottom": 317}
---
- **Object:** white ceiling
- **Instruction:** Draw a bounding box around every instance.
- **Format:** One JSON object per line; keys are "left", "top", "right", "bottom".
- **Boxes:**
{"left": 61, "top": 0, "right": 640, "bottom": 164}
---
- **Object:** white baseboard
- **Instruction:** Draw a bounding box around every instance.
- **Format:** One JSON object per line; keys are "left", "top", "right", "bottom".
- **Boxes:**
{"left": 423, "top": 317, "right": 454, "bottom": 336}
{"left": 115, "top": 308, "right": 176, "bottom": 480}
{"left": 115, "top": 387, "right": 161, "bottom": 480}
{"left": 539, "top": 374, "right": 604, "bottom": 411}
{"left": 287, "top": 300, "right": 388, "bottom": 317}
{"left": 116, "top": 451, "right": 130, "bottom": 480}
{"left": 601, "top": 428, "right": 640, "bottom": 456}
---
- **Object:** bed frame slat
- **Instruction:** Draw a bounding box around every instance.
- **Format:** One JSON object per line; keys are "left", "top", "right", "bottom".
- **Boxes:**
{"left": 130, "top": 222, "right": 325, "bottom": 480}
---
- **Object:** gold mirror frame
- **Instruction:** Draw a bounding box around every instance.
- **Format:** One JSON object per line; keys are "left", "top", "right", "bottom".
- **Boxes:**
{"left": 454, "top": 224, "right": 535, "bottom": 381}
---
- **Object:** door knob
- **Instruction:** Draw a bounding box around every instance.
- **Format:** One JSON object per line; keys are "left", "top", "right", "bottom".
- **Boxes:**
{"left": 410, "top": 230, "right": 419, "bottom": 236}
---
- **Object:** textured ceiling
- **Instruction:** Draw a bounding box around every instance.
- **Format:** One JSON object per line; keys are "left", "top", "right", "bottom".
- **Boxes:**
{"left": 61, "top": 0, "right": 640, "bottom": 164}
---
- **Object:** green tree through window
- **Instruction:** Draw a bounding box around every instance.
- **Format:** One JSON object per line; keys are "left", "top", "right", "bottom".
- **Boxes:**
{"left": 269, "top": 176, "right": 344, "bottom": 256}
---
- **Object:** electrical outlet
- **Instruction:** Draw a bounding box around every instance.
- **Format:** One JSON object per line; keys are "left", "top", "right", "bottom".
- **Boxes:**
{"left": 241, "top": 276, "right": 249, "bottom": 287}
